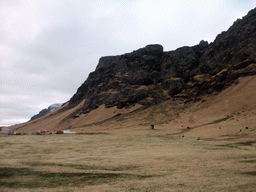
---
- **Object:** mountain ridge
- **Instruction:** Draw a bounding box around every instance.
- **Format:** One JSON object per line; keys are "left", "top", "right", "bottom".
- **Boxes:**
{"left": 11, "top": 7, "right": 256, "bottom": 134}
{"left": 30, "top": 103, "right": 63, "bottom": 121}
{"left": 68, "top": 7, "right": 256, "bottom": 115}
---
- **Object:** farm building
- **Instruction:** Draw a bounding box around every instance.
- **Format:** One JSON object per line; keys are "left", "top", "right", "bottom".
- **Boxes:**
{"left": 0, "top": 127, "right": 12, "bottom": 135}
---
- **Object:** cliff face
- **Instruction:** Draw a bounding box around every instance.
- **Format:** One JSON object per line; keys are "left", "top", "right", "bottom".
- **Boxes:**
{"left": 69, "top": 8, "right": 256, "bottom": 114}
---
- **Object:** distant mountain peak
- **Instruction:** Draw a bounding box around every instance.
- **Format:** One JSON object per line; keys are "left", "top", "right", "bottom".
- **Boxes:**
{"left": 30, "top": 103, "right": 63, "bottom": 121}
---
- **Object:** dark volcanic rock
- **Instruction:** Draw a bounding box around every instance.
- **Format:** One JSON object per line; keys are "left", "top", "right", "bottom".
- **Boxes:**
{"left": 30, "top": 103, "right": 63, "bottom": 121}
{"left": 124, "top": 44, "right": 164, "bottom": 59}
{"left": 69, "top": 8, "right": 256, "bottom": 114}
{"left": 96, "top": 56, "right": 121, "bottom": 70}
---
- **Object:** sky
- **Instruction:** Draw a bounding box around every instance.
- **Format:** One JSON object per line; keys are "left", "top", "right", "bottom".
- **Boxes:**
{"left": 1, "top": 0, "right": 256, "bottom": 127}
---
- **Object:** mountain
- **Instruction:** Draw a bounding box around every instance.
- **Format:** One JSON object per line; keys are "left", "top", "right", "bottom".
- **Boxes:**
{"left": 69, "top": 7, "right": 256, "bottom": 113}
{"left": 30, "top": 103, "right": 63, "bottom": 121}
{"left": 10, "top": 8, "right": 256, "bottom": 135}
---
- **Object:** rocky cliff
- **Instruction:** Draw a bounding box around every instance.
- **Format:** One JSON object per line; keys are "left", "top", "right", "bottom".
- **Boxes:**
{"left": 68, "top": 8, "right": 256, "bottom": 115}
{"left": 30, "top": 103, "right": 63, "bottom": 121}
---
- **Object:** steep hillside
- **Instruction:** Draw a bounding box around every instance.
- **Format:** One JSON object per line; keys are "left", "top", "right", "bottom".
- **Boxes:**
{"left": 10, "top": 75, "right": 256, "bottom": 141}
{"left": 11, "top": 8, "right": 256, "bottom": 136}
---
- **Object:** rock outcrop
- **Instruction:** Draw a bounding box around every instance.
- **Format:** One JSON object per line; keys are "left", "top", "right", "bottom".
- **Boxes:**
{"left": 30, "top": 103, "right": 63, "bottom": 121}
{"left": 69, "top": 8, "right": 256, "bottom": 114}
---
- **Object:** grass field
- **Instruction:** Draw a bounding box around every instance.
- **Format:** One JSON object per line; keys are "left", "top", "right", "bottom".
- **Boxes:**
{"left": 2, "top": 75, "right": 256, "bottom": 191}
{"left": 1, "top": 132, "right": 256, "bottom": 192}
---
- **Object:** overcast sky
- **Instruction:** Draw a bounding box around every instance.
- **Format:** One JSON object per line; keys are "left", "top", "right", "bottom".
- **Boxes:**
{"left": 1, "top": 0, "right": 256, "bottom": 127}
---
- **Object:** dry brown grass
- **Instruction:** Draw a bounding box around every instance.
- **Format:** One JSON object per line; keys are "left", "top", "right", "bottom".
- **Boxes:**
{"left": 4, "top": 76, "right": 256, "bottom": 191}
{"left": 1, "top": 132, "right": 256, "bottom": 192}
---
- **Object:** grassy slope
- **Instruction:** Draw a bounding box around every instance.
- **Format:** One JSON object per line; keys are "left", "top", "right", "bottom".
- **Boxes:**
{"left": 10, "top": 75, "right": 256, "bottom": 138}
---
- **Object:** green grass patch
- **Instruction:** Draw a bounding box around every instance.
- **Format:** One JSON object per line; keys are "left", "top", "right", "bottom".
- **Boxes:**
{"left": 21, "top": 150, "right": 36, "bottom": 155}
{"left": 239, "top": 171, "right": 256, "bottom": 176}
{"left": 0, "top": 167, "right": 151, "bottom": 189}
{"left": 239, "top": 160, "right": 256, "bottom": 163}
{"left": 215, "top": 140, "right": 256, "bottom": 150}
{"left": 42, "top": 149, "right": 54, "bottom": 154}
{"left": 22, "top": 162, "right": 140, "bottom": 172}
{"left": 0, "top": 141, "right": 14, "bottom": 149}
{"left": 237, "top": 183, "right": 256, "bottom": 190}
{"left": 202, "top": 116, "right": 232, "bottom": 126}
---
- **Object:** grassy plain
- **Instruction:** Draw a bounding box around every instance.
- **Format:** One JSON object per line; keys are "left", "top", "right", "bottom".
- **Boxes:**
{"left": 3, "top": 76, "right": 256, "bottom": 191}
{"left": 1, "top": 132, "right": 256, "bottom": 192}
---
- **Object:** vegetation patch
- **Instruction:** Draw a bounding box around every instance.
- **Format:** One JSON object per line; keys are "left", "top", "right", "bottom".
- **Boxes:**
{"left": 216, "top": 140, "right": 256, "bottom": 150}
{"left": 22, "top": 162, "right": 141, "bottom": 172}
{"left": 215, "top": 144, "right": 239, "bottom": 149}
{"left": 146, "top": 134, "right": 176, "bottom": 141}
{"left": 77, "top": 132, "right": 109, "bottom": 135}
{"left": 0, "top": 167, "right": 152, "bottom": 189}
{"left": 239, "top": 160, "right": 256, "bottom": 163}
{"left": 239, "top": 171, "right": 256, "bottom": 176}
{"left": 0, "top": 142, "right": 14, "bottom": 149}
{"left": 202, "top": 116, "right": 232, "bottom": 126}
{"left": 237, "top": 183, "right": 256, "bottom": 190}
{"left": 236, "top": 140, "right": 256, "bottom": 146}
